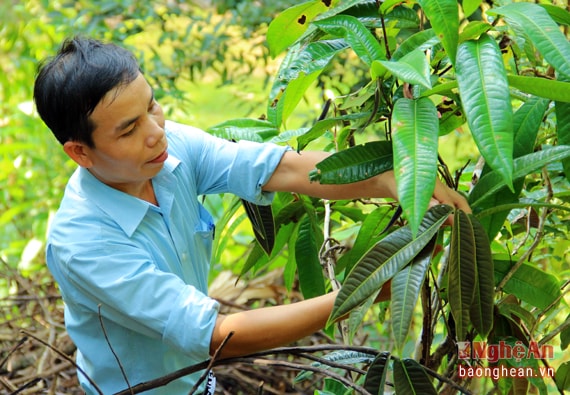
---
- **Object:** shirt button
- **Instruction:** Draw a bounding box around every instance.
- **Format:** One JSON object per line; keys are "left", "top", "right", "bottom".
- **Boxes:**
{"left": 182, "top": 253, "right": 188, "bottom": 261}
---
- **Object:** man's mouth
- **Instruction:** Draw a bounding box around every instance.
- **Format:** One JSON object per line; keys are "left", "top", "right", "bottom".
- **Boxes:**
{"left": 148, "top": 150, "right": 168, "bottom": 164}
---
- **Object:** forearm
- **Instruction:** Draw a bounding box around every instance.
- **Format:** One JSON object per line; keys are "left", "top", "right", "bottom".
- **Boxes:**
{"left": 209, "top": 291, "right": 337, "bottom": 358}
{"left": 262, "top": 151, "right": 398, "bottom": 200}
{"left": 263, "top": 150, "right": 471, "bottom": 213}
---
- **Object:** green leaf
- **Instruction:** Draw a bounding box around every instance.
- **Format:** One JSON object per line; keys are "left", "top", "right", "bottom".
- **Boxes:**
{"left": 391, "top": 29, "right": 439, "bottom": 61}
{"left": 456, "top": 34, "right": 514, "bottom": 191}
{"left": 297, "top": 118, "right": 341, "bottom": 151}
{"left": 240, "top": 242, "right": 268, "bottom": 278}
{"left": 207, "top": 118, "right": 279, "bottom": 142}
{"left": 266, "top": 0, "right": 334, "bottom": 58}
{"left": 498, "top": 302, "right": 536, "bottom": 330}
{"left": 329, "top": 205, "right": 451, "bottom": 324}
{"left": 468, "top": 214, "right": 494, "bottom": 339}
{"left": 462, "top": 0, "right": 482, "bottom": 19}
{"left": 418, "top": 0, "right": 459, "bottom": 65}
{"left": 386, "top": 5, "right": 421, "bottom": 30}
{"left": 241, "top": 200, "right": 275, "bottom": 256}
{"left": 309, "top": 141, "right": 393, "bottom": 184}
{"left": 540, "top": 4, "right": 570, "bottom": 26}
{"left": 392, "top": 97, "right": 439, "bottom": 236}
{"left": 363, "top": 351, "right": 390, "bottom": 395}
{"left": 555, "top": 361, "right": 570, "bottom": 392}
{"left": 494, "top": 259, "right": 561, "bottom": 310}
{"left": 295, "top": 350, "right": 374, "bottom": 383}
{"left": 295, "top": 215, "right": 326, "bottom": 299}
{"left": 313, "top": 15, "right": 385, "bottom": 65}
{"left": 459, "top": 21, "right": 492, "bottom": 43}
{"left": 491, "top": 3, "right": 570, "bottom": 79}
{"left": 448, "top": 210, "right": 477, "bottom": 341}
{"left": 420, "top": 80, "right": 458, "bottom": 98}
{"left": 268, "top": 37, "right": 345, "bottom": 127}
{"left": 372, "top": 49, "right": 432, "bottom": 89}
{"left": 336, "top": 205, "right": 394, "bottom": 274}
{"left": 279, "top": 39, "right": 348, "bottom": 82}
{"left": 391, "top": 237, "right": 436, "bottom": 351}
{"left": 508, "top": 75, "right": 570, "bottom": 103}
{"left": 281, "top": 71, "right": 320, "bottom": 125}
{"left": 555, "top": 75, "right": 570, "bottom": 181}
{"left": 393, "top": 358, "right": 437, "bottom": 395}
{"left": 561, "top": 314, "right": 570, "bottom": 350}
{"left": 475, "top": 96, "right": 549, "bottom": 238}
{"left": 469, "top": 145, "right": 570, "bottom": 210}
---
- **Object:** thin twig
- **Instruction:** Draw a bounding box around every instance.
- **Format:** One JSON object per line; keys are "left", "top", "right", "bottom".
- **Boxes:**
{"left": 320, "top": 199, "right": 350, "bottom": 344}
{"left": 188, "top": 331, "right": 234, "bottom": 395}
{"left": 512, "top": 206, "right": 534, "bottom": 256}
{"left": 423, "top": 361, "right": 473, "bottom": 395}
{"left": 295, "top": 352, "right": 367, "bottom": 375}
{"left": 233, "top": 357, "right": 372, "bottom": 395}
{"left": 20, "top": 330, "right": 104, "bottom": 395}
{"left": 0, "top": 336, "right": 27, "bottom": 371}
{"left": 98, "top": 304, "right": 133, "bottom": 394}
{"left": 539, "top": 314, "right": 570, "bottom": 347}
{"left": 319, "top": 201, "right": 341, "bottom": 291}
{"left": 114, "top": 344, "right": 379, "bottom": 395}
{"left": 496, "top": 169, "right": 551, "bottom": 292}
{"left": 532, "top": 279, "right": 570, "bottom": 334}
{"left": 9, "top": 377, "right": 42, "bottom": 395}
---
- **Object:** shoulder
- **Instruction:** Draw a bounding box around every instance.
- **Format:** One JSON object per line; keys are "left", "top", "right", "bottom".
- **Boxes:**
{"left": 165, "top": 120, "right": 227, "bottom": 160}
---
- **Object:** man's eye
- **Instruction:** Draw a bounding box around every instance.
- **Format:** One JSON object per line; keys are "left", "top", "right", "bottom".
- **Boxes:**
{"left": 121, "top": 127, "right": 135, "bottom": 137}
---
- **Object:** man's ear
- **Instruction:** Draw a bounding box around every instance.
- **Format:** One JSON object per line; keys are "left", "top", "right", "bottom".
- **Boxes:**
{"left": 63, "top": 141, "right": 93, "bottom": 168}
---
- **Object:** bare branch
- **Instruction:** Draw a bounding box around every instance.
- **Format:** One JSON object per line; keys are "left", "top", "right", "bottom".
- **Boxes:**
{"left": 20, "top": 330, "right": 104, "bottom": 395}
{"left": 188, "top": 331, "right": 234, "bottom": 395}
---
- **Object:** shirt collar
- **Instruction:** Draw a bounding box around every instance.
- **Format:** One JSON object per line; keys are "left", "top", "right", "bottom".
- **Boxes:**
{"left": 78, "top": 155, "right": 181, "bottom": 237}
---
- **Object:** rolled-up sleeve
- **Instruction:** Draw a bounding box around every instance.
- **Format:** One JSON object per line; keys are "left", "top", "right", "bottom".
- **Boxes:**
{"left": 226, "top": 139, "right": 289, "bottom": 205}
{"left": 166, "top": 121, "right": 290, "bottom": 205}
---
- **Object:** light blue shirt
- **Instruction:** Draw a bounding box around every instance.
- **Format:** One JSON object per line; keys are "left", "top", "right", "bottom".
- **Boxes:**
{"left": 46, "top": 121, "right": 288, "bottom": 394}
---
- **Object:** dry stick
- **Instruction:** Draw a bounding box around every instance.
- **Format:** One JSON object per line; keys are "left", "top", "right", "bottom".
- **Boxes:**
{"left": 320, "top": 200, "right": 341, "bottom": 291}
{"left": 116, "top": 343, "right": 473, "bottom": 395}
{"left": 19, "top": 330, "right": 104, "bottom": 395}
{"left": 115, "top": 344, "right": 378, "bottom": 395}
{"left": 8, "top": 377, "right": 42, "bottom": 395}
{"left": 187, "top": 331, "right": 234, "bottom": 395}
{"left": 0, "top": 376, "right": 18, "bottom": 392}
{"left": 0, "top": 336, "right": 27, "bottom": 371}
{"left": 10, "top": 360, "right": 73, "bottom": 386}
{"left": 422, "top": 362, "right": 473, "bottom": 395}
{"left": 320, "top": 200, "right": 349, "bottom": 344}
{"left": 98, "top": 305, "right": 133, "bottom": 395}
{"left": 233, "top": 357, "right": 372, "bottom": 395}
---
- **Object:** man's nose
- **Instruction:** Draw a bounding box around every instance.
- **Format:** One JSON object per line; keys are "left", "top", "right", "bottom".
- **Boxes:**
{"left": 145, "top": 118, "right": 164, "bottom": 146}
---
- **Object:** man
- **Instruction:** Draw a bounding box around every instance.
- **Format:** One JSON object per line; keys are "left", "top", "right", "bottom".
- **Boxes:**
{"left": 34, "top": 37, "right": 470, "bottom": 394}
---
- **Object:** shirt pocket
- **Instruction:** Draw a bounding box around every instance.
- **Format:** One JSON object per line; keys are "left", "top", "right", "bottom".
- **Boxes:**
{"left": 195, "top": 204, "right": 215, "bottom": 239}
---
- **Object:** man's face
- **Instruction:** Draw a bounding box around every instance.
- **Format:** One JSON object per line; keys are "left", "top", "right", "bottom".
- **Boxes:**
{"left": 79, "top": 73, "right": 167, "bottom": 195}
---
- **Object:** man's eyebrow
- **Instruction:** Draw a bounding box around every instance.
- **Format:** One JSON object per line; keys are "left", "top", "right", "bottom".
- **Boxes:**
{"left": 115, "top": 115, "right": 139, "bottom": 133}
{"left": 114, "top": 86, "right": 155, "bottom": 133}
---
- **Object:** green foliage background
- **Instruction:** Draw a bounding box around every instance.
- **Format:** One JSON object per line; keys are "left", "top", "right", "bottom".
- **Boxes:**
{"left": 1, "top": 1, "right": 569, "bottom": 394}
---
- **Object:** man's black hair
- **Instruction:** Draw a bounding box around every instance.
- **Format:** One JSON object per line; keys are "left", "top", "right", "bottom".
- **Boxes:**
{"left": 33, "top": 36, "right": 141, "bottom": 147}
